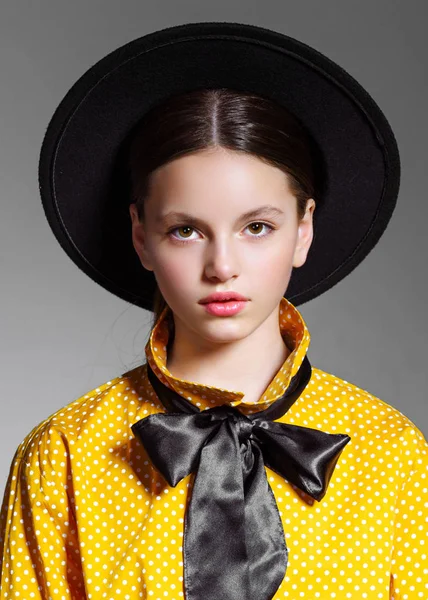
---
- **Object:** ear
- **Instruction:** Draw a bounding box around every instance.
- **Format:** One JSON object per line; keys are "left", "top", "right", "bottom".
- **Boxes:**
{"left": 292, "top": 199, "right": 315, "bottom": 269}
{"left": 129, "top": 203, "right": 154, "bottom": 272}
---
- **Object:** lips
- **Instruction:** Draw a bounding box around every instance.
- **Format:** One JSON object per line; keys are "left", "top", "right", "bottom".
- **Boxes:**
{"left": 199, "top": 292, "right": 248, "bottom": 304}
{"left": 201, "top": 299, "right": 248, "bottom": 316}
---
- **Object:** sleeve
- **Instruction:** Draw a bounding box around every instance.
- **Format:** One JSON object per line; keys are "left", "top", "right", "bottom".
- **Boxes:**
{"left": 0, "top": 422, "right": 87, "bottom": 599}
{"left": 389, "top": 424, "right": 428, "bottom": 599}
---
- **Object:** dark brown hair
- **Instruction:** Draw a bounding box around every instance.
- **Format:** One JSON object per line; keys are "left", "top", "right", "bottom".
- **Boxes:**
{"left": 127, "top": 88, "right": 318, "bottom": 333}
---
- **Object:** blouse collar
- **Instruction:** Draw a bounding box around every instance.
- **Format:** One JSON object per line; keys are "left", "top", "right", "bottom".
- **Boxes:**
{"left": 145, "top": 296, "right": 311, "bottom": 412}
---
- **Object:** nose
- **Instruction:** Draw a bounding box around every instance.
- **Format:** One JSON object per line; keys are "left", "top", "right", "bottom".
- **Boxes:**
{"left": 203, "top": 236, "right": 241, "bottom": 282}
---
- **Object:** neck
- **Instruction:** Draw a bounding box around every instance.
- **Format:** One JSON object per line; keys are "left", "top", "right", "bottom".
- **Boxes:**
{"left": 165, "top": 305, "right": 291, "bottom": 403}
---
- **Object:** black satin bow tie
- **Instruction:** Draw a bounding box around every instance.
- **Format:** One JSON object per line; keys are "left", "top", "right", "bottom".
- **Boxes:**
{"left": 131, "top": 355, "right": 351, "bottom": 600}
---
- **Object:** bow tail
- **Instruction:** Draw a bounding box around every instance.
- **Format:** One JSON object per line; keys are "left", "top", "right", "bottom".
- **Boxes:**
{"left": 183, "top": 421, "right": 250, "bottom": 600}
{"left": 243, "top": 440, "right": 288, "bottom": 599}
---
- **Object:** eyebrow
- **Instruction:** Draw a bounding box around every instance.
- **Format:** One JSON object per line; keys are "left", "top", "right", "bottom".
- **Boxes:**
{"left": 156, "top": 204, "right": 285, "bottom": 226}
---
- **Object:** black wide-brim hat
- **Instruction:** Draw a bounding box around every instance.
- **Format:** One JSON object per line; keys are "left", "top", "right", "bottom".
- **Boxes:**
{"left": 38, "top": 21, "right": 400, "bottom": 311}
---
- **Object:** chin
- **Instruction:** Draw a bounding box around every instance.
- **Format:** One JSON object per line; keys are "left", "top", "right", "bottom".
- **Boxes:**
{"left": 197, "top": 317, "right": 252, "bottom": 342}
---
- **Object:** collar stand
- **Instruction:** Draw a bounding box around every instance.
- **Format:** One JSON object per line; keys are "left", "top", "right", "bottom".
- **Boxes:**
{"left": 145, "top": 296, "right": 310, "bottom": 412}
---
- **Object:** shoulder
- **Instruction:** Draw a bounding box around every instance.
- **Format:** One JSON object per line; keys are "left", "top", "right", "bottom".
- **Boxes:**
{"left": 14, "top": 362, "right": 151, "bottom": 467}
{"left": 309, "top": 365, "right": 427, "bottom": 450}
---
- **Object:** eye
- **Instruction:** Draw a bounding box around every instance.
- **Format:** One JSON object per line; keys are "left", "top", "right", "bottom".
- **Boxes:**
{"left": 246, "top": 222, "right": 274, "bottom": 237}
{"left": 166, "top": 222, "right": 276, "bottom": 245}
{"left": 167, "top": 226, "right": 199, "bottom": 244}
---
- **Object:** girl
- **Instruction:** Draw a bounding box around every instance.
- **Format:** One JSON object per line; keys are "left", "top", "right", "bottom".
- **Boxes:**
{"left": 1, "top": 22, "right": 427, "bottom": 600}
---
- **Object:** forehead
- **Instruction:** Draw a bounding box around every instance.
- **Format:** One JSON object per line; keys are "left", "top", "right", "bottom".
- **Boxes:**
{"left": 146, "top": 148, "right": 296, "bottom": 217}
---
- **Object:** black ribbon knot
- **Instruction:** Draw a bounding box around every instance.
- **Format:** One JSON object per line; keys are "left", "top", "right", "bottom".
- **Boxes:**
{"left": 131, "top": 355, "right": 351, "bottom": 600}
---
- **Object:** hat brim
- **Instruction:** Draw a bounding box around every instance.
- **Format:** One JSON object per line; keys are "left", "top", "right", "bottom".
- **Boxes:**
{"left": 38, "top": 21, "right": 400, "bottom": 310}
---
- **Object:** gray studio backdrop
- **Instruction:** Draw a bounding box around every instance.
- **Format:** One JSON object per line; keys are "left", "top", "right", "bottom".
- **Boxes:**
{"left": 1, "top": 1, "right": 427, "bottom": 497}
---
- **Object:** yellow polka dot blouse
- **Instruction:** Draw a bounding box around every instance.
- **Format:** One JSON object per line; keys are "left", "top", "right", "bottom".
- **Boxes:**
{"left": 1, "top": 297, "right": 427, "bottom": 599}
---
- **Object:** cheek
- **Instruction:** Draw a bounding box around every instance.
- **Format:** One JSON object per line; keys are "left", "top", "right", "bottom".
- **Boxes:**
{"left": 248, "top": 234, "right": 296, "bottom": 268}
{"left": 151, "top": 249, "right": 196, "bottom": 287}
{"left": 247, "top": 235, "right": 296, "bottom": 285}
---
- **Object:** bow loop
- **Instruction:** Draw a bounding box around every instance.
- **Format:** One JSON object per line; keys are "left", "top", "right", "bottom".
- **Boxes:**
{"left": 132, "top": 411, "right": 220, "bottom": 486}
{"left": 253, "top": 421, "right": 351, "bottom": 500}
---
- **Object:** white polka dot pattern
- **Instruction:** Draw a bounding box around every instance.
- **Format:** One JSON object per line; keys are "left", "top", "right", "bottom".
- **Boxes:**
{"left": 1, "top": 298, "right": 427, "bottom": 599}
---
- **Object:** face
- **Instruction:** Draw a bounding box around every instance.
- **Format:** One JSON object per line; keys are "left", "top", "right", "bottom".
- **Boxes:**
{"left": 129, "top": 147, "right": 315, "bottom": 346}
